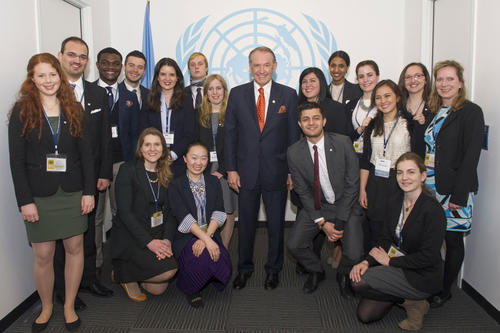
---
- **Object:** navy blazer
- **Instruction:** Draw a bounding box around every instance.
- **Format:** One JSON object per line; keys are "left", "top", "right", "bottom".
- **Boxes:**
{"left": 197, "top": 117, "right": 226, "bottom": 177}
{"left": 432, "top": 101, "right": 484, "bottom": 206}
{"left": 341, "top": 80, "right": 362, "bottom": 105}
{"left": 139, "top": 94, "right": 196, "bottom": 176}
{"left": 8, "top": 105, "right": 95, "bottom": 207}
{"left": 168, "top": 174, "right": 225, "bottom": 258}
{"left": 367, "top": 191, "right": 446, "bottom": 294}
{"left": 83, "top": 80, "right": 113, "bottom": 180}
{"left": 224, "top": 81, "right": 300, "bottom": 190}
{"left": 116, "top": 82, "right": 149, "bottom": 162}
{"left": 111, "top": 160, "right": 177, "bottom": 260}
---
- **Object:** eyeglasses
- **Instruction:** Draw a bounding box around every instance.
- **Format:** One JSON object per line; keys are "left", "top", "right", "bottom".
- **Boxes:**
{"left": 404, "top": 73, "right": 425, "bottom": 81}
{"left": 65, "top": 52, "right": 88, "bottom": 61}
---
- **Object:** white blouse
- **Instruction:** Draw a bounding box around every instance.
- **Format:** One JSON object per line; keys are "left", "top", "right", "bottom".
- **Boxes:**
{"left": 370, "top": 117, "right": 411, "bottom": 168}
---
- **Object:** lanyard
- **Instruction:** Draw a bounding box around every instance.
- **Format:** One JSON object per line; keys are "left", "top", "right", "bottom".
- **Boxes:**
{"left": 212, "top": 118, "right": 219, "bottom": 149}
{"left": 382, "top": 114, "right": 400, "bottom": 157}
{"left": 163, "top": 104, "right": 172, "bottom": 134}
{"left": 335, "top": 83, "right": 345, "bottom": 103}
{"left": 354, "top": 100, "right": 371, "bottom": 127}
{"left": 42, "top": 108, "right": 61, "bottom": 154}
{"left": 396, "top": 202, "right": 405, "bottom": 247}
{"left": 145, "top": 171, "right": 160, "bottom": 211}
{"left": 431, "top": 106, "right": 452, "bottom": 146}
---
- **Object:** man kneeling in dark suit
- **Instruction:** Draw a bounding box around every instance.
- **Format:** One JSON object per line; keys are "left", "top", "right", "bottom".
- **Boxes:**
{"left": 287, "top": 102, "right": 361, "bottom": 294}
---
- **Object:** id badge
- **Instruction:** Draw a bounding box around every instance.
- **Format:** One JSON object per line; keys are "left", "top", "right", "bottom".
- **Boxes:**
{"left": 111, "top": 125, "right": 118, "bottom": 138}
{"left": 353, "top": 137, "right": 364, "bottom": 153}
{"left": 163, "top": 132, "right": 174, "bottom": 145}
{"left": 374, "top": 157, "right": 391, "bottom": 178}
{"left": 388, "top": 244, "right": 405, "bottom": 258}
{"left": 151, "top": 211, "right": 163, "bottom": 228}
{"left": 46, "top": 154, "right": 67, "bottom": 172}
{"left": 425, "top": 153, "right": 435, "bottom": 168}
{"left": 210, "top": 151, "right": 218, "bottom": 162}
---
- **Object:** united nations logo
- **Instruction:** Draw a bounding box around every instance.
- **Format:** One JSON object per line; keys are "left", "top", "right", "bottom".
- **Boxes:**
{"left": 176, "top": 8, "right": 337, "bottom": 89}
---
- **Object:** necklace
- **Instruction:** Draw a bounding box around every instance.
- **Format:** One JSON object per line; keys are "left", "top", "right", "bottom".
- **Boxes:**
{"left": 359, "top": 98, "right": 371, "bottom": 111}
{"left": 404, "top": 201, "right": 415, "bottom": 212}
{"left": 146, "top": 170, "right": 159, "bottom": 183}
{"left": 407, "top": 99, "right": 424, "bottom": 116}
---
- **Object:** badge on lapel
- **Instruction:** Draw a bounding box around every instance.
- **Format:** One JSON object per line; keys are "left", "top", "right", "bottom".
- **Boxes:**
{"left": 278, "top": 105, "right": 287, "bottom": 114}
{"left": 125, "top": 100, "right": 133, "bottom": 107}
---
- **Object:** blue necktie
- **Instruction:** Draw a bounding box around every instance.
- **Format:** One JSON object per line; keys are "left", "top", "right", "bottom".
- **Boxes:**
{"left": 106, "top": 86, "right": 114, "bottom": 112}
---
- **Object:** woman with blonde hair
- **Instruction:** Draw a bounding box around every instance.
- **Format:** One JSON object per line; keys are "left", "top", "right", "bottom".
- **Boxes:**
{"left": 424, "top": 60, "right": 484, "bottom": 308}
{"left": 197, "top": 74, "right": 237, "bottom": 248}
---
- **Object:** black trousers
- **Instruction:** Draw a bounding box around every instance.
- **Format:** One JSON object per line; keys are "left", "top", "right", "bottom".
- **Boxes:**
{"left": 54, "top": 193, "right": 98, "bottom": 294}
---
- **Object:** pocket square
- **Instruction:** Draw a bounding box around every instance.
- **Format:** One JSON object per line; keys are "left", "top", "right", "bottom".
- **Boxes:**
{"left": 90, "top": 108, "right": 102, "bottom": 114}
{"left": 278, "top": 105, "right": 287, "bottom": 114}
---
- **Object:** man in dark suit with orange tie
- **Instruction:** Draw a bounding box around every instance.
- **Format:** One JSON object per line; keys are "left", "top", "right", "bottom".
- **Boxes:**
{"left": 225, "top": 46, "right": 299, "bottom": 290}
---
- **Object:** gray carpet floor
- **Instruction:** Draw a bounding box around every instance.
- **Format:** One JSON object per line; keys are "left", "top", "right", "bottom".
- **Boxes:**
{"left": 6, "top": 227, "right": 500, "bottom": 332}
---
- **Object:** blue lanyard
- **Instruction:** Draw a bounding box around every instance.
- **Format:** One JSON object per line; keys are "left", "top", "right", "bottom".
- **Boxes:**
{"left": 335, "top": 84, "right": 345, "bottom": 103}
{"left": 145, "top": 171, "right": 160, "bottom": 211}
{"left": 382, "top": 114, "right": 400, "bottom": 157}
{"left": 42, "top": 108, "right": 61, "bottom": 154}
{"left": 164, "top": 104, "right": 172, "bottom": 134}
{"left": 354, "top": 100, "right": 371, "bottom": 127}
{"left": 396, "top": 202, "right": 405, "bottom": 247}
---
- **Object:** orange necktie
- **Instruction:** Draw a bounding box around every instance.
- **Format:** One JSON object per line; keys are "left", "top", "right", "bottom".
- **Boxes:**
{"left": 256, "top": 87, "right": 265, "bottom": 132}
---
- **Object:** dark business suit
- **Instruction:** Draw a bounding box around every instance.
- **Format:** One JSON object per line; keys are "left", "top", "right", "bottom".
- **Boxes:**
{"left": 340, "top": 80, "right": 362, "bottom": 105}
{"left": 185, "top": 84, "right": 203, "bottom": 109}
{"left": 54, "top": 80, "right": 112, "bottom": 294}
{"left": 321, "top": 98, "right": 350, "bottom": 136}
{"left": 111, "top": 160, "right": 177, "bottom": 280}
{"left": 140, "top": 94, "right": 196, "bottom": 176}
{"left": 287, "top": 133, "right": 360, "bottom": 273}
{"left": 117, "top": 82, "right": 149, "bottom": 161}
{"left": 8, "top": 105, "right": 95, "bottom": 207}
{"left": 198, "top": 118, "right": 226, "bottom": 177}
{"left": 168, "top": 174, "right": 225, "bottom": 258}
{"left": 366, "top": 192, "right": 446, "bottom": 295}
{"left": 225, "top": 80, "right": 300, "bottom": 273}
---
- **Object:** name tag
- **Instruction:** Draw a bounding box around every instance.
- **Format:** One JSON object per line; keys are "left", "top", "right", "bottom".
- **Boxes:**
{"left": 374, "top": 157, "right": 391, "bottom": 178}
{"left": 353, "top": 138, "right": 364, "bottom": 153}
{"left": 111, "top": 126, "right": 118, "bottom": 138}
{"left": 163, "top": 132, "right": 174, "bottom": 145}
{"left": 46, "top": 154, "right": 67, "bottom": 172}
{"left": 425, "top": 153, "right": 435, "bottom": 168}
{"left": 388, "top": 244, "right": 405, "bottom": 258}
{"left": 151, "top": 211, "right": 163, "bottom": 228}
{"left": 210, "top": 151, "right": 218, "bottom": 162}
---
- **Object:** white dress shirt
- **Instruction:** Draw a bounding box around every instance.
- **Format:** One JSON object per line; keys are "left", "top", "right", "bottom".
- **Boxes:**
{"left": 97, "top": 79, "right": 119, "bottom": 105}
{"left": 69, "top": 76, "right": 85, "bottom": 106}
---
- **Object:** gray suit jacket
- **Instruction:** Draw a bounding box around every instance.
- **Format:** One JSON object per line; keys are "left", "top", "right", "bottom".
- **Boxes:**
{"left": 287, "top": 132, "right": 359, "bottom": 225}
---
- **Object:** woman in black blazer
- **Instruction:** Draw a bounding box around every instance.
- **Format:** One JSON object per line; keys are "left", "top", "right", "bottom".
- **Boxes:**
{"left": 424, "top": 60, "right": 485, "bottom": 308}
{"left": 140, "top": 58, "right": 196, "bottom": 177}
{"left": 197, "top": 74, "right": 237, "bottom": 248}
{"left": 8, "top": 53, "right": 95, "bottom": 331}
{"left": 112, "top": 127, "right": 178, "bottom": 302}
{"left": 298, "top": 67, "right": 349, "bottom": 135}
{"left": 350, "top": 152, "right": 446, "bottom": 331}
{"left": 168, "top": 143, "right": 232, "bottom": 308}
{"left": 328, "top": 50, "right": 362, "bottom": 105}
{"left": 398, "top": 63, "right": 433, "bottom": 157}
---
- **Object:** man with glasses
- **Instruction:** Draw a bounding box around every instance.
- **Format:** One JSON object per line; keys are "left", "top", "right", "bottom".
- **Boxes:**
{"left": 54, "top": 36, "right": 113, "bottom": 311}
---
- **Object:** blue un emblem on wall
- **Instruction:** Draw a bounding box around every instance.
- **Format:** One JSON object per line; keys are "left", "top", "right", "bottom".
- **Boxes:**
{"left": 176, "top": 8, "right": 338, "bottom": 89}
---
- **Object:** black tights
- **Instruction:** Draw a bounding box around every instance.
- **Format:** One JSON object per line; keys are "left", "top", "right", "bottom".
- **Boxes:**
{"left": 351, "top": 279, "right": 403, "bottom": 323}
{"left": 442, "top": 231, "right": 465, "bottom": 296}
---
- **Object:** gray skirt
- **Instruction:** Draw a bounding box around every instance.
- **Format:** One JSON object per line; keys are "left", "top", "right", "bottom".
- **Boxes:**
{"left": 363, "top": 266, "right": 430, "bottom": 300}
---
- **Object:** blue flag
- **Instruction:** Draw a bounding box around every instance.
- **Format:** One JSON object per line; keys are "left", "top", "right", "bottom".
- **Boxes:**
{"left": 141, "top": 2, "right": 155, "bottom": 89}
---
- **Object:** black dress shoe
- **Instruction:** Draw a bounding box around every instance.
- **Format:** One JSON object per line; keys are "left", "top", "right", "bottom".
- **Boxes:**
{"left": 337, "top": 272, "right": 354, "bottom": 298}
{"left": 65, "top": 317, "right": 81, "bottom": 332}
{"left": 96, "top": 266, "right": 102, "bottom": 281}
{"left": 264, "top": 272, "right": 279, "bottom": 290}
{"left": 80, "top": 281, "right": 113, "bottom": 297}
{"left": 233, "top": 272, "right": 252, "bottom": 290}
{"left": 303, "top": 271, "right": 325, "bottom": 294}
{"left": 31, "top": 313, "right": 52, "bottom": 332}
{"left": 55, "top": 294, "right": 87, "bottom": 312}
{"left": 295, "top": 263, "right": 308, "bottom": 276}
{"left": 429, "top": 293, "right": 452, "bottom": 308}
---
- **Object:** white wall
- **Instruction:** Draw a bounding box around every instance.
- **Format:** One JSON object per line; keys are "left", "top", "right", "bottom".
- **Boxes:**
{"left": 460, "top": 0, "right": 500, "bottom": 310}
{"left": 0, "top": 0, "right": 111, "bottom": 320}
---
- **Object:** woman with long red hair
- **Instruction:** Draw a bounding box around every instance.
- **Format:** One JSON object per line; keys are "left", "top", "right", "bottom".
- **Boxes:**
{"left": 8, "top": 53, "right": 95, "bottom": 331}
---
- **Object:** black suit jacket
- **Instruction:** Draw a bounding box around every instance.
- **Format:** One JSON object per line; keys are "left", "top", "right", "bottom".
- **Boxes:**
{"left": 168, "top": 174, "right": 225, "bottom": 258}
{"left": 432, "top": 101, "right": 484, "bottom": 206}
{"left": 197, "top": 117, "right": 226, "bottom": 177}
{"left": 111, "top": 160, "right": 177, "bottom": 260}
{"left": 139, "top": 94, "right": 196, "bottom": 176}
{"left": 367, "top": 191, "right": 446, "bottom": 294}
{"left": 83, "top": 81, "right": 113, "bottom": 180}
{"left": 287, "top": 133, "right": 359, "bottom": 226}
{"left": 321, "top": 98, "right": 350, "bottom": 136}
{"left": 8, "top": 105, "right": 95, "bottom": 207}
{"left": 341, "top": 80, "right": 363, "bottom": 105}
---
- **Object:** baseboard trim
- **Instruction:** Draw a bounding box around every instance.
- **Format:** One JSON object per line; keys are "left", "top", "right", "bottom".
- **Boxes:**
{"left": 0, "top": 291, "right": 38, "bottom": 332}
{"left": 462, "top": 280, "right": 500, "bottom": 324}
